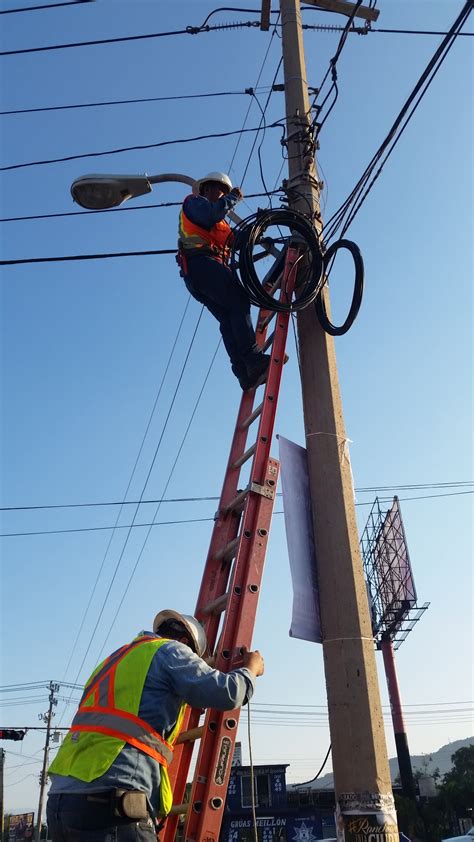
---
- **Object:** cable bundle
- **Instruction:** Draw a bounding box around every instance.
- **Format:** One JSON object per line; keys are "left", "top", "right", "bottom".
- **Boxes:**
{"left": 230, "top": 207, "right": 324, "bottom": 312}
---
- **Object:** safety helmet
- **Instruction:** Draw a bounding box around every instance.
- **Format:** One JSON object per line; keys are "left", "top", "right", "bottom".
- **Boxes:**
{"left": 153, "top": 609, "right": 208, "bottom": 658}
{"left": 196, "top": 171, "right": 232, "bottom": 195}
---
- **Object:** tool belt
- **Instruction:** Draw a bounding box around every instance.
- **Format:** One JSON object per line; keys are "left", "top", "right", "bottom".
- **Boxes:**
{"left": 176, "top": 245, "right": 228, "bottom": 276}
{"left": 86, "top": 788, "right": 150, "bottom": 820}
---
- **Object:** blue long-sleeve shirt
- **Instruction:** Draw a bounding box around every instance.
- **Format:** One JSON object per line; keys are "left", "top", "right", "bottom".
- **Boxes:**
{"left": 49, "top": 634, "right": 255, "bottom": 815}
{"left": 183, "top": 192, "right": 239, "bottom": 230}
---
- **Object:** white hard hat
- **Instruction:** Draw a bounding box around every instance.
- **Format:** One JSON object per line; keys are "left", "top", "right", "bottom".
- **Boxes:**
{"left": 196, "top": 172, "right": 233, "bottom": 194}
{"left": 153, "top": 609, "right": 208, "bottom": 658}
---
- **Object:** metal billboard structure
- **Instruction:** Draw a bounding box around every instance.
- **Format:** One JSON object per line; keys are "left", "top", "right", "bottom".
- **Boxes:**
{"left": 360, "top": 496, "right": 429, "bottom": 649}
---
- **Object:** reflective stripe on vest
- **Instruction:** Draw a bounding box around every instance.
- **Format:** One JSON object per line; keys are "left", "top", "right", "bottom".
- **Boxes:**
{"left": 71, "top": 707, "right": 173, "bottom": 766}
{"left": 178, "top": 197, "right": 232, "bottom": 259}
{"left": 49, "top": 635, "right": 185, "bottom": 815}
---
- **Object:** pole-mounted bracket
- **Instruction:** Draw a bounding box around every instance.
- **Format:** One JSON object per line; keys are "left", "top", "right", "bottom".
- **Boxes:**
{"left": 302, "top": 0, "right": 379, "bottom": 22}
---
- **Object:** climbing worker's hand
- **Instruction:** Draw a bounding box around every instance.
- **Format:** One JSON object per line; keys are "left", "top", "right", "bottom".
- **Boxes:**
{"left": 242, "top": 646, "right": 264, "bottom": 677}
{"left": 230, "top": 186, "right": 243, "bottom": 202}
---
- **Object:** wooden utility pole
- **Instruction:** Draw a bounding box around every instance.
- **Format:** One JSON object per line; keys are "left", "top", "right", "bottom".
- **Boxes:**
{"left": 279, "top": 0, "right": 399, "bottom": 836}
{"left": 36, "top": 682, "right": 58, "bottom": 842}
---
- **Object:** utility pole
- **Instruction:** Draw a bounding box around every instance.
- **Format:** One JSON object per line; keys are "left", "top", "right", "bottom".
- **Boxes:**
{"left": 0, "top": 748, "right": 4, "bottom": 840}
{"left": 36, "top": 682, "right": 58, "bottom": 842}
{"left": 279, "top": 0, "right": 399, "bottom": 836}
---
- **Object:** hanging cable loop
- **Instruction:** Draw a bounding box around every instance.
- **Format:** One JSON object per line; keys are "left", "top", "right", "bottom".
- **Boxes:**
{"left": 315, "top": 238, "right": 364, "bottom": 335}
{"left": 230, "top": 207, "right": 324, "bottom": 312}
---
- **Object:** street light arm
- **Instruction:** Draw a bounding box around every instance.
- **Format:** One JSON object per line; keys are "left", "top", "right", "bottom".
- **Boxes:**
{"left": 148, "top": 173, "right": 196, "bottom": 191}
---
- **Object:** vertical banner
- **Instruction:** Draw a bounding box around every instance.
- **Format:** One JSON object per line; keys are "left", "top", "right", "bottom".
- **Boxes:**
{"left": 278, "top": 435, "right": 322, "bottom": 643}
{"left": 336, "top": 793, "right": 399, "bottom": 841}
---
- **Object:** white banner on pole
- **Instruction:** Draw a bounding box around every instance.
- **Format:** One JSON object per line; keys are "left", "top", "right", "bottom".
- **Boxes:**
{"left": 278, "top": 435, "right": 322, "bottom": 643}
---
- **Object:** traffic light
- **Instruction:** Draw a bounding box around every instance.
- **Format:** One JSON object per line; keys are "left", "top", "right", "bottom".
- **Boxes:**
{"left": 0, "top": 728, "right": 26, "bottom": 740}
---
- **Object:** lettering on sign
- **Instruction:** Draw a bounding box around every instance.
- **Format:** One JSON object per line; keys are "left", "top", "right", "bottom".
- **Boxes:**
{"left": 215, "top": 736, "right": 232, "bottom": 785}
{"left": 341, "top": 812, "right": 399, "bottom": 842}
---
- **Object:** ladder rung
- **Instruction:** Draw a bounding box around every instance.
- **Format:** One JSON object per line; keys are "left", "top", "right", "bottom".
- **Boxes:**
{"left": 258, "top": 310, "right": 277, "bottom": 332}
{"left": 223, "top": 486, "right": 249, "bottom": 514}
{"left": 262, "top": 331, "right": 275, "bottom": 353}
{"left": 201, "top": 592, "right": 229, "bottom": 616}
{"left": 241, "top": 402, "right": 263, "bottom": 430}
{"left": 267, "top": 275, "right": 282, "bottom": 295}
{"left": 175, "top": 725, "right": 204, "bottom": 746}
{"left": 214, "top": 536, "right": 240, "bottom": 563}
{"left": 232, "top": 442, "right": 257, "bottom": 469}
{"left": 170, "top": 803, "right": 189, "bottom": 816}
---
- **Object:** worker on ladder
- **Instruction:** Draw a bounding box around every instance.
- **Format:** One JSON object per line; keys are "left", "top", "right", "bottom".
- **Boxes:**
{"left": 47, "top": 609, "right": 264, "bottom": 840}
{"left": 177, "top": 172, "right": 271, "bottom": 390}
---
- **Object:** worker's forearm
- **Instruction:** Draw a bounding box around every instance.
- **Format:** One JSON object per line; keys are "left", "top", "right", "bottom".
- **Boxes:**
{"left": 183, "top": 193, "right": 239, "bottom": 229}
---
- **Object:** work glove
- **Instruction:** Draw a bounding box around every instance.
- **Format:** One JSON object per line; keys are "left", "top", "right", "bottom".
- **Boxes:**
{"left": 229, "top": 187, "right": 243, "bottom": 202}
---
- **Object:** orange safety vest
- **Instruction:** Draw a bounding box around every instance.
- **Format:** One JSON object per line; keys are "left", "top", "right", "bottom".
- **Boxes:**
{"left": 69, "top": 636, "right": 174, "bottom": 767}
{"left": 178, "top": 195, "right": 233, "bottom": 263}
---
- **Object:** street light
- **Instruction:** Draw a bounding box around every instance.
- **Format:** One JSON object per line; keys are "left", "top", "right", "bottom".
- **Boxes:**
{"left": 70, "top": 172, "right": 196, "bottom": 210}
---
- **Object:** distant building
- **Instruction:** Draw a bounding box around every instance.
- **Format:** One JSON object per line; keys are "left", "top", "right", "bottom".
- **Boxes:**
{"left": 220, "top": 762, "right": 337, "bottom": 841}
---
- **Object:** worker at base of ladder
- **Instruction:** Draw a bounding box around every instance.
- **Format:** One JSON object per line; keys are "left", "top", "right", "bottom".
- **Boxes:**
{"left": 47, "top": 609, "right": 264, "bottom": 842}
{"left": 177, "top": 171, "right": 271, "bottom": 391}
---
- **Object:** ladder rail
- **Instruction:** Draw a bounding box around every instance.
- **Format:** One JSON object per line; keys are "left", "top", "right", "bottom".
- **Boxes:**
{"left": 162, "top": 247, "right": 299, "bottom": 842}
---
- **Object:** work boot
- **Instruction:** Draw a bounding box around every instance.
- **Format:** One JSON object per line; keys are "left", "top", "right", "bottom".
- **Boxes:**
{"left": 244, "top": 353, "right": 271, "bottom": 390}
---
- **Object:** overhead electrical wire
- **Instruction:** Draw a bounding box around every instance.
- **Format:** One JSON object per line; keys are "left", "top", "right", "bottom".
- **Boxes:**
{"left": 0, "top": 19, "right": 260, "bottom": 57}
{"left": 0, "top": 87, "right": 261, "bottom": 117}
{"left": 58, "top": 298, "right": 192, "bottom": 686}
{"left": 1, "top": 482, "right": 471, "bottom": 512}
{"left": 301, "top": 23, "right": 474, "bottom": 37}
{"left": 227, "top": 11, "right": 281, "bottom": 182}
{"left": 62, "top": 307, "right": 206, "bottom": 698}
{"left": 0, "top": 191, "right": 282, "bottom": 224}
{"left": 1, "top": 249, "right": 176, "bottom": 265}
{"left": 0, "top": 121, "right": 285, "bottom": 172}
{"left": 94, "top": 339, "right": 222, "bottom": 662}
{"left": 1, "top": 491, "right": 472, "bottom": 539}
{"left": 322, "top": 0, "right": 474, "bottom": 242}
{"left": 0, "top": 0, "right": 94, "bottom": 13}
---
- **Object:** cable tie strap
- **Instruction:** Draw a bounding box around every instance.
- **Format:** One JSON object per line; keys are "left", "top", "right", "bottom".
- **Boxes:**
{"left": 244, "top": 87, "right": 254, "bottom": 95}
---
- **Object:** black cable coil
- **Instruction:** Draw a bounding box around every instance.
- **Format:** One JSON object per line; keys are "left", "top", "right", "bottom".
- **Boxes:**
{"left": 315, "top": 238, "right": 364, "bottom": 335}
{"left": 230, "top": 208, "right": 324, "bottom": 312}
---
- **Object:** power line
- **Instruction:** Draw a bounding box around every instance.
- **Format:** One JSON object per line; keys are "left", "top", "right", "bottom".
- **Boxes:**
{"left": 94, "top": 340, "right": 222, "bottom": 663}
{"left": 1, "top": 249, "right": 176, "bottom": 265}
{"left": 227, "top": 12, "right": 280, "bottom": 180}
{"left": 58, "top": 298, "right": 192, "bottom": 685}
{"left": 0, "top": 19, "right": 259, "bottom": 57}
{"left": 0, "top": 191, "right": 282, "bottom": 224}
{"left": 0, "top": 122, "right": 284, "bottom": 172}
{"left": 323, "top": 0, "right": 473, "bottom": 242}
{"left": 0, "top": 87, "right": 259, "bottom": 117}
{"left": 64, "top": 308, "right": 205, "bottom": 692}
{"left": 1, "top": 482, "right": 471, "bottom": 512}
{"left": 1, "top": 491, "right": 472, "bottom": 539}
{"left": 0, "top": 0, "right": 94, "bottom": 13}
{"left": 300, "top": 23, "right": 474, "bottom": 36}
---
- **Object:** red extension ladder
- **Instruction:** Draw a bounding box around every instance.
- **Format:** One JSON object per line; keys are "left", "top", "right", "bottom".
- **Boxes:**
{"left": 162, "top": 246, "right": 299, "bottom": 842}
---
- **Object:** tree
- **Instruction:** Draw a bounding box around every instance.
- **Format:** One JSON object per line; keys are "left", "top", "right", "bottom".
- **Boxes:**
{"left": 440, "top": 745, "right": 474, "bottom": 817}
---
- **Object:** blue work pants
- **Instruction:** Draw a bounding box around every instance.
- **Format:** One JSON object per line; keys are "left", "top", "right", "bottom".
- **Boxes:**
{"left": 47, "top": 793, "right": 157, "bottom": 841}
{"left": 183, "top": 255, "right": 258, "bottom": 376}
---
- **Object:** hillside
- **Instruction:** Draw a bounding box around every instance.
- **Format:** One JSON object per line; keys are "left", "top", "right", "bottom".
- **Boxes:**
{"left": 289, "top": 737, "right": 474, "bottom": 790}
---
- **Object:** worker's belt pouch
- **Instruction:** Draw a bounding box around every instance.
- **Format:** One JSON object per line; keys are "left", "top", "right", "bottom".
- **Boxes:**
{"left": 116, "top": 789, "right": 149, "bottom": 819}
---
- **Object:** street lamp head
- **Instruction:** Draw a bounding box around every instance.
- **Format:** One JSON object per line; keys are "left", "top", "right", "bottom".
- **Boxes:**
{"left": 70, "top": 173, "right": 152, "bottom": 209}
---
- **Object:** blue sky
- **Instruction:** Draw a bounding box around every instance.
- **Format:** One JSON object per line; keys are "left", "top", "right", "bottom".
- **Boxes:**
{"left": 1, "top": 0, "right": 472, "bottom": 817}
